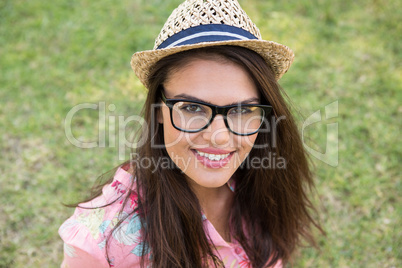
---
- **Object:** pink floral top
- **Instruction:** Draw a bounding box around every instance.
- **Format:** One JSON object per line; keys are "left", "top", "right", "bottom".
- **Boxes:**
{"left": 59, "top": 167, "right": 282, "bottom": 268}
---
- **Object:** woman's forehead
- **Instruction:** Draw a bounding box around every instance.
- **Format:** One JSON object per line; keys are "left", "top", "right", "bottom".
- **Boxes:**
{"left": 163, "top": 58, "right": 259, "bottom": 105}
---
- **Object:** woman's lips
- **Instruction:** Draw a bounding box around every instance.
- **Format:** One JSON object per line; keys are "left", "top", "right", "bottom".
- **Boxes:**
{"left": 191, "top": 149, "right": 234, "bottom": 169}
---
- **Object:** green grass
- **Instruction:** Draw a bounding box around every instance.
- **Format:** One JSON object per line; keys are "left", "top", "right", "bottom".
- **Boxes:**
{"left": 1, "top": 0, "right": 400, "bottom": 267}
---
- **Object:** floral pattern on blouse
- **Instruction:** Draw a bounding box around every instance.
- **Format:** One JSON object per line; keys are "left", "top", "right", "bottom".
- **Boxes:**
{"left": 59, "top": 167, "right": 282, "bottom": 268}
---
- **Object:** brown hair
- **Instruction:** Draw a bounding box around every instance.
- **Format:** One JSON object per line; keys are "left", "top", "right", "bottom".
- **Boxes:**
{"left": 75, "top": 46, "right": 322, "bottom": 267}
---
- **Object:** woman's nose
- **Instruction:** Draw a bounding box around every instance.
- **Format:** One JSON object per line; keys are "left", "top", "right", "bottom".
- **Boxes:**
{"left": 202, "top": 115, "right": 230, "bottom": 146}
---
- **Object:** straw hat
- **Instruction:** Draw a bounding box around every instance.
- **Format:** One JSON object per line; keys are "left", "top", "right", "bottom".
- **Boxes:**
{"left": 131, "top": 0, "right": 294, "bottom": 88}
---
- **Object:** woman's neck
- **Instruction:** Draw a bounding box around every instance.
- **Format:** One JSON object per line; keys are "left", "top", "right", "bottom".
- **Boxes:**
{"left": 191, "top": 183, "right": 234, "bottom": 242}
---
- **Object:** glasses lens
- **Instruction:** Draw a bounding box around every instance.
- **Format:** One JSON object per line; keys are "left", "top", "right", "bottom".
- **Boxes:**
{"left": 172, "top": 101, "right": 212, "bottom": 131}
{"left": 227, "top": 106, "right": 265, "bottom": 134}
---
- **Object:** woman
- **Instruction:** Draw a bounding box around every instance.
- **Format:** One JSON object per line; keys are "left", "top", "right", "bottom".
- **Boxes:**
{"left": 59, "top": 0, "right": 321, "bottom": 267}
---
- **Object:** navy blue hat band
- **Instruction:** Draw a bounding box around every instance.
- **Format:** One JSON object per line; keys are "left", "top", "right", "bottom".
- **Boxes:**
{"left": 157, "top": 24, "right": 258, "bottom": 49}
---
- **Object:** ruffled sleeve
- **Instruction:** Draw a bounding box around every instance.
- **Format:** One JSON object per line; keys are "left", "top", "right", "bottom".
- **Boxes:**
{"left": 59, "top": 167, "right": 145, "bottom": 268}
{"left": 59, "top": 213, "right": 110, "bottom": 268}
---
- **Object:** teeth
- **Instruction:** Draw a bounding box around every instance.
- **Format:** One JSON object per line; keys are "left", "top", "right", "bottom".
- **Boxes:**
{"left": 195, "top": 150, "right": 230, "bottom": 161}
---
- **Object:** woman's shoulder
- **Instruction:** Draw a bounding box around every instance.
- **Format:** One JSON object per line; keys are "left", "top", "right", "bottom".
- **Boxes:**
{"left": 60, "top": 166, "right": 138, "bottom": 231}
{"left": 59, "top": 166, "right": 148, "bottom": 267}
{"left": 75, "top": 166, "right": 136, "bottom": 209}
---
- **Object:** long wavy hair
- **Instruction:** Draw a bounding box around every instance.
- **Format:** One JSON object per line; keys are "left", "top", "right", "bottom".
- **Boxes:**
{"left": 76, "top": 46, "right": 322, "bottom": 268}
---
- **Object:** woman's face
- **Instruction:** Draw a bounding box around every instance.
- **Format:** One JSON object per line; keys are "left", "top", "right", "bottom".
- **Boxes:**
{"left": 159, "top": 57, "right": 259, "bottom": 192}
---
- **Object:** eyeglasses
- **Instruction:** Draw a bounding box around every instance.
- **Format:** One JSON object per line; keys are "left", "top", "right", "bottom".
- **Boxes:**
{"left": 160, "top": 91, "right": 272, "bottom": 136}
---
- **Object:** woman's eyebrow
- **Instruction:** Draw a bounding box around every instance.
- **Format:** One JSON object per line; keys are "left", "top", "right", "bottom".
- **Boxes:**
{"left": 172, "top": 93, "right": 260, "bottom": 105}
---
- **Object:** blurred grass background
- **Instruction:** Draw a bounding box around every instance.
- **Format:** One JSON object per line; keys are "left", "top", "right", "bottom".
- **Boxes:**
{"left": 0, "top": 0, "right": 400, "bottom": 267}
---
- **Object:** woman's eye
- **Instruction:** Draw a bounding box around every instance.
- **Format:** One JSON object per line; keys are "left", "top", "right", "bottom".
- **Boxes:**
{"left": 182, "top": 104, "right": 203, "bottom": 113}
{"left": 230, "top": 107, "right": 252, "bottom": 114}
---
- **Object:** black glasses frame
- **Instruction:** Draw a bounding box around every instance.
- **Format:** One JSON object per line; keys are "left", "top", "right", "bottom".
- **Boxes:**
{"left": 160, "top": 91, "right": 273, "bottom": 136}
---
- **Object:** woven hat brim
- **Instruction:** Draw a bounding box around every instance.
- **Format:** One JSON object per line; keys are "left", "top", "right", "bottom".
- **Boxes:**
{"left": 131, "top": 39, "right": 294, "bottom": 89}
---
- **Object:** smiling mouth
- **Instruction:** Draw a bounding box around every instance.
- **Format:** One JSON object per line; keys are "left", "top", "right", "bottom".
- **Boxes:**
{"left": 194, "top": 149, "right": 231, "bottom": 161}
{"left": 191, "top": 149, "right": 235, "bottom": 169}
